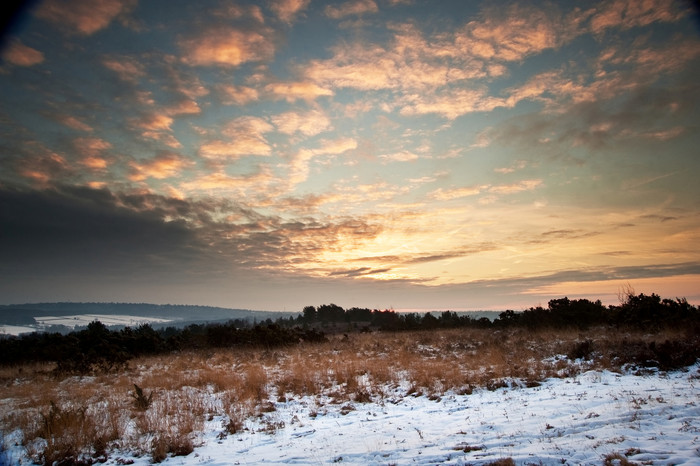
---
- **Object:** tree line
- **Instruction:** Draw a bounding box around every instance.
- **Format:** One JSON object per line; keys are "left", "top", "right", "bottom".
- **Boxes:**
{"left": 295, "top": 293, "right": 699, "bottom": 332}
{"left": 0, "top": 320, "right": 325, "bottom": 373}
{"left": 0, "top": 292, "right": 697, "bottom": 373}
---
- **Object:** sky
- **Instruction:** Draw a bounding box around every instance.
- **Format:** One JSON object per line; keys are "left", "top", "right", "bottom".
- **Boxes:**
{"left": 0, "top": 0, "right": 699, "bottom": 312}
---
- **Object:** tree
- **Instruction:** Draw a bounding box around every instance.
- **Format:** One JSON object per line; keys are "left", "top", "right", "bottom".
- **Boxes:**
{"left": 303, "top": 305, "right": 317, "bottom": 323}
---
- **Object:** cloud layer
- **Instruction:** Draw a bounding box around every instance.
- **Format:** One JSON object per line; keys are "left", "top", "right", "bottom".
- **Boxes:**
{"left": 0, "top": 0, "right": 698, "bottom": 310}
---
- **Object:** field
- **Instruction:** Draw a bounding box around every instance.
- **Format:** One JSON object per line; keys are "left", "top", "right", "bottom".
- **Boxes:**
{"left": 1, "top": 327, "right": 699, "bottom": 465}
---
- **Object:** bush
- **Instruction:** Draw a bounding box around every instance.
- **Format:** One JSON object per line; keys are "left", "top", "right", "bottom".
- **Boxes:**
{"left": 131, "top": 384, "right": 153, "bottom": 411}
{"left": 568, "top": 339, "right": 594, "bottom": 360}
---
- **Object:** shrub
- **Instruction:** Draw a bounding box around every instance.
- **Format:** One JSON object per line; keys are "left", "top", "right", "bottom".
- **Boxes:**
{"left": 131, "top": 384, "right": 153, "bottom": 411}
{"left": 568, "top": 339, "right": 594, "bottom": 360}
{"left": 35, "top": 401, "right": 96, "bottom": 465}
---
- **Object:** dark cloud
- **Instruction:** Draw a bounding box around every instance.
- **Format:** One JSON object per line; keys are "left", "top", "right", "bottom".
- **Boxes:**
{"left": 0, "top": 185, "right": 212, "bottom": 278}
{"left": 0, "top": 184, "right": 386, "bottom": 284}
{"left": 329, "top": 267, "right": 392, "bottom": 278}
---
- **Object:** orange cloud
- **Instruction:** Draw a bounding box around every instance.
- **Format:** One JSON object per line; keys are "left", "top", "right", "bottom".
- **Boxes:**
{"left": 180, "top": 28, "right": 275, "bottom": 67}
{"left": 129, "top": 152, "right": 191, "bottom": 181}
{"left": 58, "top": 115, "right": 93, "bottom": 132}
{"left": 167, "top": 99, "right": 201, "bottom": 116}
{"left": 489, "top": 179, "right": 542, "bottom": 194}
{"left": 270, "top": 0, "right": 310, "bottom": 23}
{"left": 73, "top": 137, "right": 111, "bottom": 170}
{"left": 219, "top": 84, "right": 259, "bottom": 105}
{"left": 73, "top": 137, "right": 112, "bottom": 157}
{"left": 271, "top": 109, "right": 332, "bottom": 136}
{"left": 180, "top": 169, "right": 273, "bottom": 194}
{"left": 1, "top": 39, "right": 44, "bottom": 66}
{"left": 430, "top": 186, "right": 485, "bottom": 201}
{"left": 589, "top": 0, "right": 686, "bottom": 35}
{"left": 458, "top": 4, "right": 565, "bottom": 63}
{"left": 400, "top": 88, "right": 505, "bottom": 119}
{"left": 265, "top": 81, "right": 334, "bottom": 102}
{"left": 135, "top": 113, "right": 173, "bottom": 131}
{"left": 18, "top": 147, "right": 68, "bottom": 185}
{"left": 379, "top": 151, "right": 419, "bottom": 163}
{"left": 81, "top": 156, "right": 109, "bottom": 170}
{"left": 102, "top": 56, "right": 145, "bottom": 82}
{"left": 200, "top": 116, "right": 274, "bottom": 160}
{"left": 325, "top": 0, "right": 378, "bottom": 19}
{"left": 288, "top": 138, "right": 357, "bottom": 185}
{"left": 35, "top": 0, "right": 135, "bottom": 36}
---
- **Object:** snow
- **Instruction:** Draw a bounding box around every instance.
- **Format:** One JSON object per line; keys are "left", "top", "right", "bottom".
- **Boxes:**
{"left": 3, "top": 364, "right": 699, "bottom": 464}
{"left": 0, "top": 325, "right": 36, "bottom": 336}
{"left": 34, "top": 314, "right": 173, "bottom": 328}
{"left": 81, "top": 365, "right": 700, "bottom": 464}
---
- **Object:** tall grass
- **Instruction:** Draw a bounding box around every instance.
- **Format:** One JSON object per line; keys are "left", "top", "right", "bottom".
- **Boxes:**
{"left": 1, "top": 326, "right": 697, "bottom": 464}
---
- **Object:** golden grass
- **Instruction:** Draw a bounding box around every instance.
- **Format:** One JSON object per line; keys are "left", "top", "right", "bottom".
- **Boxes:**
{"left": 0, "top": 326, "right": 693, "bottom": 463}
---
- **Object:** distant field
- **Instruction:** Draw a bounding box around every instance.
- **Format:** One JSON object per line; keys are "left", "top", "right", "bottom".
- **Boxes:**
{"left": 34, "top": 314, "right": 173, "bottom": 328}
{"left": 0, "top": 325, "right": 35, "bottom": 337}
{"left": 0, "top": 314, "right": 174, "bottom": 336}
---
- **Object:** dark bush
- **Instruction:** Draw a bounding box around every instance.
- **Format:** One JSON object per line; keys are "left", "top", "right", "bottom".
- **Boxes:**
{"left": 568, "top": 339, "right": 595, "bottom": 360}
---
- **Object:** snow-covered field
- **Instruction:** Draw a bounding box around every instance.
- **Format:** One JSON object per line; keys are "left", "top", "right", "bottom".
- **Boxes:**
{"left": 0, "top": 325, "right": 36, "bottom": 337}
{"left": 6, "top": 364, "right": 695, "bottom": 465}
{"left": 0, "top": 315, "right": 174, "bottom": 336}
{"left": 34, "top": 314, "right": 173, "bottom": 328}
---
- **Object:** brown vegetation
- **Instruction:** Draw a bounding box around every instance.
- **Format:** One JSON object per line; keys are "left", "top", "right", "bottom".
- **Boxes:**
{"left": 0, "top": 326, "right": 697, "bottom": 464}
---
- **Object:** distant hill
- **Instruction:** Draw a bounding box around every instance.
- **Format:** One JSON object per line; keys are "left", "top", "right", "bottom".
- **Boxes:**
{"left": 0, "top": 302, "right": 296, "bottom": 328}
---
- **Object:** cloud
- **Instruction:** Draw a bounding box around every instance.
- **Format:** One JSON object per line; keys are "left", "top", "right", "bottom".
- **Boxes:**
{"left": 325, "top": 0, "right": 378, "bottom": 19}
{"left": 489, "top": 179, "right": 542, "bottom": 194}
{"left": 180, "top": 169, "right": 274, "bottom": 195}
{"left": 167, "top": 99, "right": 201, "bottom": 116}
{"left": 329, "top": 267, "right": 392, "bottom": 277}
{"left": 265, "top": 81, "right": 334, "bottom": 102}
{"left": 16, "top": 146, "right": 69, "bottom": 185}
{"left": 180, "top": 27, "right": 276, "bottom": 67}
{"left": 129, "top": 151, "right": 192, "bottom": 181}
{"left": 641, "top": 127, "right": 685, "bottom": 141}
{"left": 0, "top": 185, "right": 216, "bottom": 279}
{"left": 589, "top": 0, "right": 687, "bottom": 35}
{"left": 428, "top": 179, "right": 542, "bottom": 201}
{"left": 57, "top": 115, "right": 93, "bottom": 132}
{"left": 218, "top": 84, "right": 259, "bottom": 105}
{"left": 400, "top": 88, "right": 506, "bottom": 119}
{"left": 270, "top": 0, "right": 310, "bottom": 24}
{"left": 35, "top": 0, "right": 136, "bottom": 36}
{"left": 102, "top": 55, "right": 146, "bottom": 83}
{"left": 73, "top": 137, "right": 112, "bottom": 170}
{"left": 379, "top": 151, "right": 419, "bottom": 163}
{"left": 455, "top": 2, "right": 575, "bottom": 63}
{"left": 288, "top": 138, "right": 357, "bottom": 186}
{"left": 317, "top": 138, "right": 358, "bottom": 155}
{"left": 271, "top": 109, "right": 332, "bottom": 136}
{"left": 430, "top": 186, "right": 485, "bottom": 201}
{"left": 199, "top": 116, "right": 274, "bottom": 160}
{"left": 494, "top": 161, "right": 527, "bottom": 174}
{"left": 133, "top": 113, "right": 173, "bottom": 131}
{"left": 130, "top": 112, "right": 181, "bottom": 147}
{"left": 1, "top": 39, "right": 44, "bottom": 66}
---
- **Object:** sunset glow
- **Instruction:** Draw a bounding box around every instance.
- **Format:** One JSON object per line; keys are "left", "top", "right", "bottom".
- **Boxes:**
{"left": 1, "top": 0, "right": 698, "bottom": 311}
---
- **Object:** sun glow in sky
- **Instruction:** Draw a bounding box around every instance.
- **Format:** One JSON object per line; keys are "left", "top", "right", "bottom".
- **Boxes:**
{"left": 1, "top": 0, "right": 699, "bottom": 311}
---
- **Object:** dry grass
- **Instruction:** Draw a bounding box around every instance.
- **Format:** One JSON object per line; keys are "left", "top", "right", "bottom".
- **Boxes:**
{"left": 0, "top": 326, "right": 694, "bottom": 464}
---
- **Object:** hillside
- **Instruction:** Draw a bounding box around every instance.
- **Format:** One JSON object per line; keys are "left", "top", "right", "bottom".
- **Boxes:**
{"left": 0, "top": 302, "right": 295, "bottom": 335}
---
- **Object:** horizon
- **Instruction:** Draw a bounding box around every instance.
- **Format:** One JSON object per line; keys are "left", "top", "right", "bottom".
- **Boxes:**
{"left": 1, "top": 0, "right": 699, "bottom": 311}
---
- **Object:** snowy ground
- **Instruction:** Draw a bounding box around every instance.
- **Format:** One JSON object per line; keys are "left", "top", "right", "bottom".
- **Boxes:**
{"left": 101, "top": 364, "right": 700, "bottom": 464}
{"left": 3, "top": 364, "right": 699, "bottom": 465}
